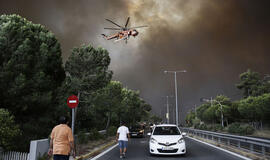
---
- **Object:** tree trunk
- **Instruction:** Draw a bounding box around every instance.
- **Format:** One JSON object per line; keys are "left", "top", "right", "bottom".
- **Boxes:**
{"left": 226, "top": 118, "right": 229, "bottom": 127}
{"left": 105, "top": 112, "right": 111, "bottom": 131}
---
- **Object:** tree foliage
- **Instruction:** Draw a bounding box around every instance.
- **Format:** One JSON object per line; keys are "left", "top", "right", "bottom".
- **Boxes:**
{"left": 64, "top": 44, "right": 113, "bottom": 131}
{"left": 236, "top": 69, "right": 270, "bottom": 97}
{"left": 0, "top": 108, "right": 21, "bottom": 150}
{"left": 0, "top": 14, "right": 65, "bottom": 150}
{"left": 186, "top": 70, "right": 270, "bottom": 133}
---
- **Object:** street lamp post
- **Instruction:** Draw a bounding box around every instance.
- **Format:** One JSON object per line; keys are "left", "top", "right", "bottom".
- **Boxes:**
{"left": 164, "top": 70, "right": 187, "bottom": 126}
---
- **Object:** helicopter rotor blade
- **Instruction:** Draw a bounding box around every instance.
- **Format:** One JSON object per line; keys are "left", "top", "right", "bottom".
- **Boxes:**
{"left": 125, "top": 17, "right": 130, "bottom": 28}
{"left": 129, "top": 25, "right": 148, "bottom": 29}
{"left": 104, "top": 27, "right": 122, "bottom": 30}
{"left": 105, "top": 19, "right": 124, "bottom": 28}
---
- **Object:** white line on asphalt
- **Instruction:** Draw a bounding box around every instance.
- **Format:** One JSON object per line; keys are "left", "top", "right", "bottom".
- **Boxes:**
{"left": 90, "top": 143, "right": 119, "bottom": 160}
{"left": 187, "top": 136, "right": 251, "bottom": 160}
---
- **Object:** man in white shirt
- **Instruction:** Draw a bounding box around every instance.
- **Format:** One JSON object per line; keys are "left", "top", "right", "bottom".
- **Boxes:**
{"left": 116, "top": 122, "right": 130, "bottom": 158}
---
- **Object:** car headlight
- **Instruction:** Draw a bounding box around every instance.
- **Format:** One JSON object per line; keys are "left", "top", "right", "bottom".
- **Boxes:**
{"left": 139, "top": 130, "right": 144, "bottom": 133}
{"left": 150, "top": 138, "right": 157, "bottom": 144}
{"left": 178, "top": 137, "right": 184, "bottom": 144}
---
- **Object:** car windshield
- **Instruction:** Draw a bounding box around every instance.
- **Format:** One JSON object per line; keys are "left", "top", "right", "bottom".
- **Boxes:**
{"left": 153, "top": 126, "right": 180, "bottom": 135}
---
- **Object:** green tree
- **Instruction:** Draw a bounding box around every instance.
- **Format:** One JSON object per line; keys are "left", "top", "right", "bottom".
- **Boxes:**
{"left": 236, "top": 69, "right": 269, "bottom": 97}
{"left": 120, "top": 88, "right": 150, "bottom": 126}
{"left": 238, "top": 93, "right": 270, "bottom": 129}
{"left": 150, "top": 115, "right": 162, "bottom": 124}
{"left": 64, "top": 44, "right": 112, "bottom": 131}
{"left": 196, "top": 103, "right": 210, "bottom": 121}
{"left": 0, "top": 14, "right": 65, "bottom": 150}
{"left": 92, "top": 81, "right": 124, "bottom": 130}
{"left": 0, "top": 108, "right": 21, "bottom": 150}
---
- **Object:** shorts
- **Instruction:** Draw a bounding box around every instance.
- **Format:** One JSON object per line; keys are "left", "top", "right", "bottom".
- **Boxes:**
{"left": 53, "top": 154, "right": 69, "bottom": 160}
{"left": 118, "top": 140, "right": 128, "bottom": 149}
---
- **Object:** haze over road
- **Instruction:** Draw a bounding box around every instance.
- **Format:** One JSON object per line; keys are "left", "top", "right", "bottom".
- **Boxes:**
{"left": 92, "top": 137, "right": 247, "bottom": 160}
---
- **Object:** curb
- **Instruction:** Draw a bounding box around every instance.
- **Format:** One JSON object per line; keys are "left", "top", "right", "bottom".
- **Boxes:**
{"left": 75, "top": 140, "right": 117, "bottom": 160}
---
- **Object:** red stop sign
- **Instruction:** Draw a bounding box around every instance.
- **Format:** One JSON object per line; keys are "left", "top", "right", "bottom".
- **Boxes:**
{"left": 67, "top": 95, "right": 79, "bottom": 108}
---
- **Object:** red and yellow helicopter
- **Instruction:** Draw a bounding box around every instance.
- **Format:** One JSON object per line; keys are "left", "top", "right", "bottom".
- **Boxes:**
{"left": 102, "top": 17, "right": 147, "bottom": 43}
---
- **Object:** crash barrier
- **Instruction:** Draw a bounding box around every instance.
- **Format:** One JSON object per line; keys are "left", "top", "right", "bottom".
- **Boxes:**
{"left": 0, "top": 151, "right": 29, "bottom": 160}
{"left": 28, "top": 130, "right": 106, "bottom": 160}
{"left": 181, "top": 128, "right": 270, "bottom": 157}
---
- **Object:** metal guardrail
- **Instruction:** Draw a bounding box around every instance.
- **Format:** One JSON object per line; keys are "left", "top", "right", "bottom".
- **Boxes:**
{"left": 181, "top": 127, "right": 270, "bottom": 157}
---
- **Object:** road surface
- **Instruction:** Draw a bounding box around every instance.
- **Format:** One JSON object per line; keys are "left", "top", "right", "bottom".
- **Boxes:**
{"left": 92, "top": 137, "right": 247, "bottom": 160}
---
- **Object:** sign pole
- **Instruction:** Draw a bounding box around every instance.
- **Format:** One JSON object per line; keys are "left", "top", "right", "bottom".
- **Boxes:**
{"left": 67, "top": 95, "right": 79, "bottom": 135}
{"left": 72, "top": 108, "right": 75, "bottom": 135}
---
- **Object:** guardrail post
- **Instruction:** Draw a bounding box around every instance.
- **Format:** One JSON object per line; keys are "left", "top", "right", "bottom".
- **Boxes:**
{"left": 237, "top": 141, "right": 240, "bottom": 148}
{"left": 262, "top": 146, "right": 265, "bottom": 155}
{"left": 250, "top": 144, "right": 254, "bottom": 152}
{"left": 211, "top": 135, "right": 214, "bottom": 141}
{"left": 218, "top": 137, "right": 221, "bottom": 143}
{"left": 227, "top": 139, "right": 229, "bottom": 145}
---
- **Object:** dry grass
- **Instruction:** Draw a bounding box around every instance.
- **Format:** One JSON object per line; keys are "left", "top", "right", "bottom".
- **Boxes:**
{"left": 76, "top": 136, "right": 115, "bottom": 156}
{"left": 252, "top": 130, "right": 270, "bottom": 139}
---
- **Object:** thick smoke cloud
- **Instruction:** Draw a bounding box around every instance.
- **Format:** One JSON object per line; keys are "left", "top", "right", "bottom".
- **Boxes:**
{"left": 1, "top": 0, "right": 270, "bottom": 123}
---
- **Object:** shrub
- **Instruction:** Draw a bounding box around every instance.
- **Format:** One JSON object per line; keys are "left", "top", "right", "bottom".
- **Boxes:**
{"left": 211, "top": 124, "right": 223, "bottom": 132}
{"left": 192, "top": 118, "right": 200, "bottom": 128}
{"left": 88, "top": 128, "right": 104, "bottom": 140}
{"left": 107, "top": 126, "right": 117, "bottom": 136}
{"left": 199, "top": 124, "right": 207, "bottom": 130}
{"left": 228, "top": 123, "right": 255, "bottom": 135}
{"left": 77, "top": 131, "right": 88, "bottom": 144}
{"left": 0, "top": 108, "right": 21, "bottom": 150}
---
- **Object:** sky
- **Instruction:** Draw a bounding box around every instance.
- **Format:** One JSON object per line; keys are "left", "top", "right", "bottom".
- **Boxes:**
{"left": 1, "top": 0, "right": 270, "bottom": 123}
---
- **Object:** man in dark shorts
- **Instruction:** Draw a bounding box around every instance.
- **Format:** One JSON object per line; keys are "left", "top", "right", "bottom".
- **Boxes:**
{"left": 48, "top": 116, "right": 75, "bottom": 160}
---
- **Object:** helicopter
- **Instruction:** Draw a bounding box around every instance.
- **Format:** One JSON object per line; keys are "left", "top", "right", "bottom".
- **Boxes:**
{"left": 102, "top": 17, "right": 147, "bottom": 43}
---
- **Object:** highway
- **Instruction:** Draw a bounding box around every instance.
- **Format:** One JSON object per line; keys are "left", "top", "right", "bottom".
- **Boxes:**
{"left": 92, "top": 136, "right": 248, "bottom": 160}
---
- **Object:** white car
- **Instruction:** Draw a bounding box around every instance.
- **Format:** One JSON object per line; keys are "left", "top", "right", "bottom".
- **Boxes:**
{"left": 148, "top": 124, "right": 186, "bottom": 155}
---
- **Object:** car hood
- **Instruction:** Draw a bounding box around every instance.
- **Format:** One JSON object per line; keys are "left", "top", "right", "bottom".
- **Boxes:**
{"left": 151, "top": 135, "right": 182, "bottom": 143}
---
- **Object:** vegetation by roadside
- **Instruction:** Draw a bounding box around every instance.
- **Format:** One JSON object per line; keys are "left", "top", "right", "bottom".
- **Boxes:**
{"left": 185, "top": 69, "right": 270, "bottom": 138}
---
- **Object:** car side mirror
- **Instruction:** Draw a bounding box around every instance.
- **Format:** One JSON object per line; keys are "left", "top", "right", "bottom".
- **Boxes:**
{"left": 182, "top": 132, "right": 187, "bottom": 136}
{"left": 147, "top": 132, "right": 151, "bottom": 136}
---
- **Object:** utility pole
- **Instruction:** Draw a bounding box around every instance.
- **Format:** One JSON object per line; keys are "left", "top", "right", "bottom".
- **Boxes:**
{"left": 164, "top": 70, "right": 187, "bottom": 126}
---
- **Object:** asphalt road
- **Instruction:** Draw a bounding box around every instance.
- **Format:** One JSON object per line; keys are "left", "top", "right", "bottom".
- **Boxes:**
{"left": 92, "top": 136, "right": 247, "bottom": 160}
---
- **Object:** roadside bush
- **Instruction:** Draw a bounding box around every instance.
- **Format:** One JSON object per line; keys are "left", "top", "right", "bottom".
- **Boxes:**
{"left": 77, "top": 131, "right": 88, "bottom": 144}
{"left": 88, "top": 128, "right": 104, "bottom": 140}
{"left": 228, "top": 123, "right": 255, "bottom": 135}
{"left": 199, "top": 124, "right": 207, "bottom": 130}
{"left": 210, "top": 124, "right": 223, "bottom": 132}
{"left": 0, "top": 108, "right": 21, "bottom": 150}
{"left": 107, "top": 126, "right": 117, "bottom": 136}
{"left": 192, "top": 118, "right": 200, "bottom": 128}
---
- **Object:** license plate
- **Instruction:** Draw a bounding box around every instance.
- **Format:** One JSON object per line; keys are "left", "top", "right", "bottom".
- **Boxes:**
{"left": 132, "top": 134, "right": 137, "bottom": 136}
{"left": 162, "top": 147, "right": 174, "bottom": 150}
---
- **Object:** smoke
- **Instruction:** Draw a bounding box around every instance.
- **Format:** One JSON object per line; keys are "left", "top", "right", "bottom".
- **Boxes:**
{"left": 1, "top": 0, "right": 270, "bottom": 123}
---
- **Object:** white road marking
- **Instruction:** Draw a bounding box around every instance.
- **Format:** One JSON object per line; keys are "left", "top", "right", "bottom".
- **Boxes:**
{"left": 187, "top": 136, "right": 251, "bottom": 160}
{"left": 90, "top": 143, "right": 118, "bottom": 160}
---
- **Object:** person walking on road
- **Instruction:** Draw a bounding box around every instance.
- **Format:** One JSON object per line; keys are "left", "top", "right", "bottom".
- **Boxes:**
{"left": 48, "top": 116, "right": 75, "bottom": 160}
{"left": 116, "top": 122, "right": 130, "bottom": 158}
